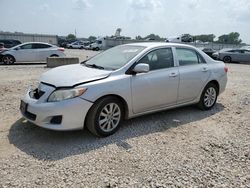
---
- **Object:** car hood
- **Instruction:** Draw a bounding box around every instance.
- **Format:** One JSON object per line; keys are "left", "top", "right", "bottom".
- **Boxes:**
{"left": 40, "top": 64, "right": 112, "bottom": 87}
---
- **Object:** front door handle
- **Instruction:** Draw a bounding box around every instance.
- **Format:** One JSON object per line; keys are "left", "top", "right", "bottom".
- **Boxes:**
{"left": 202, "top": 67, "right": 208, "bottom": 72}
{"left": 169, "top": 72, "right": 178, "bottom": 77}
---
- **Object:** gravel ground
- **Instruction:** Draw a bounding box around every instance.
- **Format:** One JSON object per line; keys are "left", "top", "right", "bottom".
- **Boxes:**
{"left": 0, "top": 53, "right": 249, "bottom": 187}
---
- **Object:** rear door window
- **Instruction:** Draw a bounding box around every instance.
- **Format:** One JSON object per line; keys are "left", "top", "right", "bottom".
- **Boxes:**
{"left": 176, "top": 48, "right": 199, "bottom": 66}
{"left": 32, "top": 43, "right": 51, "bottom": 49}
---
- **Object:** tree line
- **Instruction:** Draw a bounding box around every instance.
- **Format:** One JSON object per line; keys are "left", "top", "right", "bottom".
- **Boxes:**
{"left": 65, "top": 32, "right": 243, "bottom": 45}
{"left": 193, "top": 32, "right": 242, "bottom": 44}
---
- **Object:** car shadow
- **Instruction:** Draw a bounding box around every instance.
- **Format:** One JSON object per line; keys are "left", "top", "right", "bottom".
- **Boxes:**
{"left": 8, "top": 103, "right": 224, "bottom": 161}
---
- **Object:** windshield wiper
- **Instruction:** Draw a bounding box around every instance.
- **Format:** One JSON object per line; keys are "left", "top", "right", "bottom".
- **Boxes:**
{"left": 83, "top": 63, "right": 105, "bottom": 70}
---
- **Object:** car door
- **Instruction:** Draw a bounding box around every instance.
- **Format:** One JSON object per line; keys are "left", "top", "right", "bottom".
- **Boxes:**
{"left": 237, "top": 50, "right": 250, "bottom": 62}
{"left": 232, "top": 50, "right": 243, "bottom": 62}
{"left": 13, "top": 43, "right": 36, "bottom": 62}
{"left": 131, "top": 48, "right": 179, "bottom": 114}
{"left": 175, "top": 48, "right": 211, "bottom": 104}
{"left": 243, "top": 50, "right": 250, "bottom": 62}
{"left": 32, "top": 43, "right": 53, "bottom": 61}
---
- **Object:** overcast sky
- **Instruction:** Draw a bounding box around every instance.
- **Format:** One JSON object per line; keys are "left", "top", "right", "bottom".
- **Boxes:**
{"left": 1, "top": 0, "right": 250, "bottom": 43}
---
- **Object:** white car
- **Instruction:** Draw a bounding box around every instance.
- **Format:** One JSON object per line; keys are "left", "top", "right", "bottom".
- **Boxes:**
{"left": 66, "top": 41, "right": 89, "bottom": 49}
{"left": 20, "top": 43, "right": 228, "bottom": 137}
{"left": 166, "top": 36, "right": 182, "bottom": 43}
{"left": 1, "top": 42, "right": 65, "bottom": 64}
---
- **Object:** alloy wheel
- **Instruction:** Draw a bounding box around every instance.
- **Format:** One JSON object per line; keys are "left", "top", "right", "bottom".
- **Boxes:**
{"left": 204, "top": 87, "right": 216, "bottom": 107}
{"left": 3, "top": 56, "right": 14, "bottom": 64}
{"left": 98, "top": 103, "right": 121, "bottom": 132}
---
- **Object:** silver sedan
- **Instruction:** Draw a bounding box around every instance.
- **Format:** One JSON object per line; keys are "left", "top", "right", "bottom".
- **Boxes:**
{"left": 213, "top": 49, "right": 250, "bottom": 63}
{"left": 20, "top": 43, "right": 228, "bottom": 136}
{"left": 1, "top": 42, "right": 65, "bottom": 64}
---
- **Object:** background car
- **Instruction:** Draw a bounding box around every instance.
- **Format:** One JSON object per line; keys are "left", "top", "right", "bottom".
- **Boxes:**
{"left": 20, "top": 43, "right": 228, "bottom": 137}
{"left": 66, "top": 41, "right": 90, "bottom": 49}
{"left": 213, "top": 49, "right": 250, "bottom": 63}
{"left": 201, "top": 48, "right": 216, "bottom": 58}
{"left": 1, "top": 42, "right": 65, "bottom": 64}
{"left": 0, "top": 39, "right": 21, "bottom": 48}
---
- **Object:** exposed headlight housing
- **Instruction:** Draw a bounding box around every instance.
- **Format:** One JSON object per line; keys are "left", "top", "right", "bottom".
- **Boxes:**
{"left": 48, "top": 88, "right": 87, "bottom": 102}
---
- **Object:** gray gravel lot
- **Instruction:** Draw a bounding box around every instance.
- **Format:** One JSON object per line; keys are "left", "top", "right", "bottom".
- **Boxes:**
{"left": 0, "top": 50, "right": 249, "bottom": 187}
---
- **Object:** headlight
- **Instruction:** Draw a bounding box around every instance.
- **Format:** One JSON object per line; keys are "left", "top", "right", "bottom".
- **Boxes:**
{"left": 48, "top": 88, "right": 87, "bottom": 102}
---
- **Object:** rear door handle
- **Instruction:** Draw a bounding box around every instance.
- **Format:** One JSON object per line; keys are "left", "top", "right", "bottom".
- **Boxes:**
{"left": 169, "top": 72, "right": 178, "bottom": 77}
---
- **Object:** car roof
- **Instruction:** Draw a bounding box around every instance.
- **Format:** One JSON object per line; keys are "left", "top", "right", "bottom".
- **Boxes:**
{"left": 10, "top": 42, "right": 54, "bottom": 49}
{"left": 124, "top": 42, "right": 196, "bottom": 49}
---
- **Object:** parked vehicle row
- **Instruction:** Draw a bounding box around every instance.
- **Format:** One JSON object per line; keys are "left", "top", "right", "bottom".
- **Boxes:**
{"left": 66, "top": 41, "right": 90, "bottom": 49}
{"left": 20, "top": 43, "right": 228, "bottom": 137}
{"left": 65, "top": 40, "right": 103, "bottom": 51}
{"left": 0, "top": 42, "right": 65, "bottom": 64}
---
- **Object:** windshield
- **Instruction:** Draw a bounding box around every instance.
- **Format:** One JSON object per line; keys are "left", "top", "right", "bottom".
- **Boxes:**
{"left": 84, "top": 45, "right": 145, "bottom": 70}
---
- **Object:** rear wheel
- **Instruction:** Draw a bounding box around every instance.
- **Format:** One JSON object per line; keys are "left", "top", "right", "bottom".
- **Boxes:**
{"left": 3, "top": 55, "right": 15, "bottom": 65}
{"left": 86, "top": 97, "right": 124, "bottom": 137}
{"left": 223, "top": 56, "right": 231, "bottom": 63}
{"left": 198, "top": 83, "right": 218, "bottom": 110}
{"left": 50, "top": 54, "right": 59, "bottom": 57}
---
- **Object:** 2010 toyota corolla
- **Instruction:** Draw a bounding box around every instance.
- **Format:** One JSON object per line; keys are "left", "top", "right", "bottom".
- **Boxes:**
{"left": 20, "top": 43, "right": 228, "bottom": 137}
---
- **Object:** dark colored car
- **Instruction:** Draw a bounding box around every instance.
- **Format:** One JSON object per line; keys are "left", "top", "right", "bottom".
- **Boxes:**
{"left": 181, "top": 34, "right": 193, "bottom": 42}
{"left": 0, "top": 39, "right": 22, "bottom": 48}
{"left": 201, "top": 48, "right": 216, "bottom": 58}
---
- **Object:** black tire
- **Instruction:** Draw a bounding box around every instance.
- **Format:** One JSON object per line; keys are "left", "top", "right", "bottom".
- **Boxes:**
{"left": 223, "top": 56, "right": 231, "bottom": 63}
{"left": 2, "top": 55, "right": 15, "bottom": 65}
{"left": 198, "top": 83, "right": 218, "bottom": 110}
{"left": 86, "top": 97, "right": 124, "bottom": 137}
{"left": 95, "top": 47, "right": 100, "bottom": 51}
{"left": 80, "top": 46, "right": 84, "bottom": 49}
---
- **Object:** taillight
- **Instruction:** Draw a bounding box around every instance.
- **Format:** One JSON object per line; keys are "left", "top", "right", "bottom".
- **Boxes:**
{"left": 224, "top": 66, "right": 229, "bottom": 73}
{"left": 58, "top": 48, "right": 64, "bottom": 52}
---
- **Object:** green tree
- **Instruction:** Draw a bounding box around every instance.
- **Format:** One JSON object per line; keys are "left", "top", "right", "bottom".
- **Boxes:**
{"left": 66, "top": 34, "right": 76, "bottom": 41}
{"left": 143, "top": 34, "right": 165, "bottom": 41}
{"left": 135, "top": 35, "right": 143, "bottom": 40}
{"left": 88, "top": 36, "right": 97, "bottom": 42}
{"left": 217, "top": 32, "right": 242, "bottom": 44}
{"left": 193, "top": 34, "right": 216, "bottom": 42}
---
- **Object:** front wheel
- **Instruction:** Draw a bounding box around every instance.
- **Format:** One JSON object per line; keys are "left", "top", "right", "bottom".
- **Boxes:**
{"left": 198, "top": 83, "right": 218, "bottom": 110}
{"left": 86, "top": 97, "right": 124, "bottom": 137}
{"left": 3, "top": 55, "right": 15, "bottom": 65}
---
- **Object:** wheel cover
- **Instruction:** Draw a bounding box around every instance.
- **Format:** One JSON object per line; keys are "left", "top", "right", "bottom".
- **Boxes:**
{"left": 224, "top": 57, "right": 230, "bottom": 63}
{"left": 98, "top": 103, "right": 121, "bottom": 132}
{"left": 3, "top": 56, "right": 14, "bottom": 64}
{"left": 204, "top": 87, "right": 216, "bottom": 107}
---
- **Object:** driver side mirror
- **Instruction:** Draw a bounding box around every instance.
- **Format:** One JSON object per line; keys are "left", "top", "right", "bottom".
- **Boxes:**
{"left": 133, "top": 63, "right": 149, "bottom": 74}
